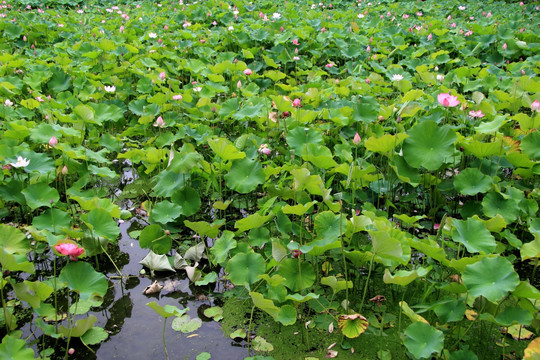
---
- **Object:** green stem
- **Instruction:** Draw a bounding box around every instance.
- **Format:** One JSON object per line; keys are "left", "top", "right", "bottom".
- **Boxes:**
{"left": 64, "top": 295, "right": 79, "bottom": 360}
{"left": 247, "top": 305, "right": 255, "bottom": 352}
{"left": 0, "top": 275, "right": 10, "bottom": 333}
{"left": 162, "top": 318, "right": 170, "bottom": 360}
{"left": 359, "top": 253, "right": 376, "bottom": 312}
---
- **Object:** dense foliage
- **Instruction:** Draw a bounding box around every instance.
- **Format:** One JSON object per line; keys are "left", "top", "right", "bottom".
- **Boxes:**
{"left": 0, "top": 0, "right": 539, "bottom": 359}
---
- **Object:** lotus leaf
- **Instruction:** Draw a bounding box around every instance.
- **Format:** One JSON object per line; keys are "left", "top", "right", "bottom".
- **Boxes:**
{"left": 403, "top": 322, "right": 444, "bottom": 359}
{"left": 462, "top": 256, "right": 519, "bottom": 302}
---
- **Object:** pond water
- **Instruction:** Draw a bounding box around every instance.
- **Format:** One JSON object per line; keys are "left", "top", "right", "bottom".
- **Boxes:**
{"left": 20, "top": 215, "right": 249, "bottom": 360}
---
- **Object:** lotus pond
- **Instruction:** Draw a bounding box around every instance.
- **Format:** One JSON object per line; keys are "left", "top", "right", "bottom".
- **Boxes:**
{"left": 0, "top": 0, "right": 539, "bottom": 359}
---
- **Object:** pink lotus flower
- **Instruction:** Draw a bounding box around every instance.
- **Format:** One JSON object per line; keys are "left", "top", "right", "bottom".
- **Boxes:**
{"left": 321, "top": 27, "right": 326, "bottom": 32}
{"left": 258, "top": 144, "right": 271, "bottom": 155}
{"left": 154, "top": 116, "right": 165, "bottom": 127}
{"left": 427, "top": 33, "right": 432, "bottom": 41}
{"left": 292, "top": 39, "right": 299, "bottom": 45}
{"left": 54, "top": 243, "right": 84, "bottom": 260}
{"left": 159, "top": 72, "right": 166, "bottom": 80}
{"left": 325, "top": 63, "right": 334, "bottom": 68}
{"left": 292, "top": 98, "right": 301, "bottom": 107}
{"left": 365, "top": 78, "right": 371, "bottom": 84}
{"left": 49, "top": 136, "right": 58, "bottom": 147}
{"left": 502, "top": 43, "right": 507, "bottom": 50}
{"left": 353, "top": 132, "right": 361, "bottom": 145}
{"left": 531, "top": 100, "right": 540, "bottom": 112}
{"left": 237, "top": 80, "right": 242, "bottom": 88}
{"left": 173, "top": 94, "right": 182, "bottom": 100}
{"left": 438, "top": 93, "right": 460, "bottom": 107}
{"left": 366, "top": 45, "right": 371, "bottom": 52}
{"left": 243, "top": 68, "right": 252, "bottom": 76}
{"left": 469, "top": 110, "right": 485, "bottom": 118}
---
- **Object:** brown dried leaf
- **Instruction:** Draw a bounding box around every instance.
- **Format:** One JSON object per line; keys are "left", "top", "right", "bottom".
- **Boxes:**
{"left": 268, "top": 112, "right": 278, "bottom": 122}
{"left": 142, "top": 281, "right": 163, "bottom": 295}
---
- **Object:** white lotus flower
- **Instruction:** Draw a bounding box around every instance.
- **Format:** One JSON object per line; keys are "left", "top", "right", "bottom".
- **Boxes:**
{"left": 391, "top": 74, "right": 404, "bottom": 81}
{"left": 272, "top": 12, "right": 281, "bottom": 20}
{"left": 4, "top": 99, "right": 13, "bottom": 107}
{"left": 148, "top": 32, "right": 157, "bottom": 38}
{"left": 104, "top": 85, "right": 116, "bottom": 93}
{"left": 10, "top": 156, "right": 30, "bottom": 168}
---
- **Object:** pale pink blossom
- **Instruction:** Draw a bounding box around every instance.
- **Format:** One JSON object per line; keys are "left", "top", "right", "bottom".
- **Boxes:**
{"left": 531, "top": 100, "right": 540, "bottom": 112}
{"left": 292, "top": 98, "right": 301, "bottom": 107}
{"left": 292, "top": 39, "right": 299, "bottom": 45}
{"left": 469, "top": 110, "right": 485, "bottom": 118}
{"left": 427, "top": 33, "right": 432, "bottom": 41}
{"left": 243, "top": 68, "right": 252, "bottom": 76}
{"left": 438, "top": 93, "right": 460, "bottom": 107}
{"left": 154, "top": 116, "right": 165, "bottom": 127}
{"left": 237, "top": 80, "right": 242, "bottom": 88}
{"left": 159, "top": 72, "right": 166, "bottom": 80}
{"left": 49, "top": 136, "right": 58, "bottom": 147}
{"left": 173, "top": 94, "right": 182, "bottom": 100}
{"left": 353, "top": 133, "right": 361, "bottom": 145}
{"left": 502, "top": 43, "right": 507, "bottom": 50}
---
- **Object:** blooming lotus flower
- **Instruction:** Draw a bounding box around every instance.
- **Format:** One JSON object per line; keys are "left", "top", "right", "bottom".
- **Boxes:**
{"left": 292, "top": 39, "right": 299, "bottom": 45}
{"left": 391, "top": 74, "right": 404, "bottom": 81}
{"left": 258, "top": 144, "right": 271, "bottom": 155}
{"left": 10, "top": 156, "right": 30, "bottom": 168}
{"left": 438, "top": 93, "right": 460, "bottom": 107}
{"left": 272, "top": 12, "right": 281, "bottom": 20}
{"left": 173, "top": 94, "right": 182, "bottom": 100}
{"left": 293, "top": 56, "right": 300, "bottom": 61}
{"left": 436, "top": 74, "right": 445, "bottom": 82}
{"left": 4, "top": 99, "right": 13, "bottom": 107}
{"left": 54, "top": 242, "right": 84, "bottom": 261}
{"left": 321, "top": 27, "right": 326, "bottom": 32}
{"left": 159, "top": 72, "right": 166, "bottom": 80}
{"left": 531, "top": 100, "right": 540, "bottom": 112}
{"left": 325, "top": 63, "right": 335, "bottom": 68}
{"left": 154, "top": 116, "right": 165, "bottom": 127}
{"left": 49, "top": 136, "right": 58, "bottom": 147}
{"left": 292, "top": 98, "right": 301, "bottom": 107}
{"left": 104, "top": 85, "right": 115, "bottom": 93}
{"left": 148, "top": 32, "right": 157, "bottom": 38}
{"left": 243, "top": 68, "right": 252, "bottom": 76}
{"left": 353, "top": 133, "right": 361, "bottom": 145}
{"left": 469, "top": 110, "right": 485, "bottom": 118}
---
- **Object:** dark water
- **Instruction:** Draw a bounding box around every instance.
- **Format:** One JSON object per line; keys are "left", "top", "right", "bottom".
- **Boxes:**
{"left": 18, "top": 216, "right": 249, "bottom": 360}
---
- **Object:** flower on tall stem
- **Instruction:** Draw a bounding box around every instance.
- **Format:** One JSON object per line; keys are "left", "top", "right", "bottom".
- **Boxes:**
{"left": 54, "top": 242, "right": 85, "bottom": 261}
{"left": 49, "top": 136, "right": 58, "bottom": 148}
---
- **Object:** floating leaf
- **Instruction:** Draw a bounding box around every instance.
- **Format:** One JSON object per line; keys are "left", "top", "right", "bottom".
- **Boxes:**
{"left": 142, "top": 281, "right": 163, "bottom": 295}
{"left": 251, "top": 336, "right": 274, "bottom": 352}
{"left": 81, "top": 327, "right": 109, "bottom": 345}
{"left": 230, "top": 328, "right": 246, "bottom": 339}
{"left": 140, "top": 251, "right": 175, "bottom": 273}
{"left": 172, "top": 315, "right": 202, "bottom": 333}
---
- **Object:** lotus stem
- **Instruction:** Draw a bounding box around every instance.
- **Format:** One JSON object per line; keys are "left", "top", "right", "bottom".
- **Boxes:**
{"left": 359, "top": 253, "right": 375, "bottom": 312}
{"left": 162, "top": 318, "right": 170, "bottom": 360}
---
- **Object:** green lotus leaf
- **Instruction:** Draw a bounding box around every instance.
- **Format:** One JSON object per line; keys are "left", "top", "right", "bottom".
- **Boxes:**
{"left": 521, "top": 237, "right": 540, "bottom": 261}
{"left": 302, "top": 143, "right": 337, "bottom": 169}
{"left": 195, "top": 271, "right": 218, "bottom": 286}
{"left": 494, "top": 307, "right": 533, "bottom": 326}
{"left": 229, "top": 329, "right": 247, "bottom": 340}
{"left": 234, "top": 213, "right": 274, "bottom": 233}
{"left": 277, "top": 258, "right": 315, "bottom": 292}
{"left": 0, "top": 251, "right": 35, "bottom": 273}
{"left": 4, "top": 24, "right": 23, "bottom": 39}
{"left": 227, "top": 252, "right": 265, "bottom": 285}
{"left": 184, "top": 220, "right": 223, "bottom": 238}
{"left": 454, "top": 168, "right": 492, "bottom": 195}
{"left": 383, "top": 267, "right": 431, "bottom": 286}
{"left": 248, "top": 227, "right": 270, "bottom": 248}
{"left": 146, "top": 301, "right": 187, "bottom": 318}
{"left": 210, "top": 231, "right": 237, "bottom": 265}
{"left": 251, "top": 336, "right": 274, "bottom": 352}
{"left": 21, "top": 152, "right": 55, "bottom": 175}
{"left": 150, "top": 201, "right": 183, "bottom": 225}
{"left": 0, "top": 224, "right": 30, "bottom": 254}
{"left": 47, "top": 69, "right": 71, "bottom": 93}
{"left": 208, "top": 138, "right": 245, "bottom": 160}
{"left": 171, "top": 315, "right": 202, "bottom": 333}
{"left": 352, "top": 96, "right": 379, "bottom": 124}
{"left": 314, "top": 211, "right": 347, "bottom": 244}
{"left": 196, "top": 352, "right": 211, "bottom": 360}
{"left": 462, "top": 256, "right": 519, "bottom": 302}
{"left": 203, "top": 306, "right": 223, "bottom": 321}
{"left": 32, "top": 209, "right": 71, "bottom": 233}
{"left": 82, "top": 208, "right": 120, "bottom": 241}
{"left": 365, "top": 134, "right": 408, "bottom": 154}
{"left": 451, "top": 218, "right": 496, "bottom": 254}
{"left": 89, "top": 103, "right": 125, "bottom": 123}
{"left": 12, "top": 280, "right": 53, "bottom": 309}
{"left": 433, "top": 298, "right": 466, "bottom": 323}
{"left": 286, "top": 127, "right": 323, "bottom": 157}
{"left": 450, "top": 350, "right": 478, "bottom": 360}
{"left": 139, "top": 224, "right": 171, "bottom": 255}
{"left": 403, "top": 120, "right": 457, "bottom": 171}
{"left": 482, "top": 191, "right": 520, "bottom": 224}
{"left": 403, "top": 322, "right": 444, "bottom": 359}
{"left": 0, "top": 331, "right": 35, "bottom": 360}
{"left": 153, "top": 170, "right": 188, "bottom": 197}
{"left": 321, "top": 276, "right": 353, "bottom": 295}
{"left": 81, "top": 326, "right": 109, "bottom": 345}
{"left": 59, "top": 262, "right": 108, "bottom": 302}
{"left": 171, "top": 187, "right": 201, "bottom": 217}
{"left": 224, "top": 157, "right": 265, "bottom": 194}
{"left": 21, "top": 182, "right": 59, "bottom": 210}
{"left": 521, "top": 132, "right": 540, "bottom": 160}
